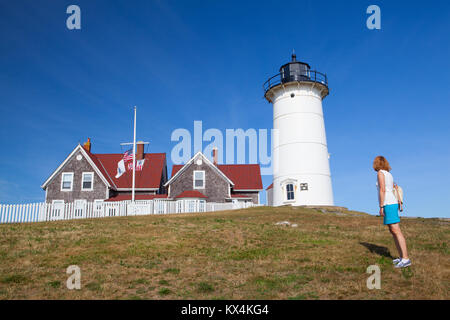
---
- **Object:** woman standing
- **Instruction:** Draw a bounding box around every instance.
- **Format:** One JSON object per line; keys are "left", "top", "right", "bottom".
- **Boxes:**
{"left": 373, "top": 156, "right": 411, "bottom": 268}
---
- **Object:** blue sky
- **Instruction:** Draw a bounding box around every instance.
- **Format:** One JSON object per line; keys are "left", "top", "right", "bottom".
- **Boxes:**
{"left": 0, "top": 0, "right": 449, "bottom": 218}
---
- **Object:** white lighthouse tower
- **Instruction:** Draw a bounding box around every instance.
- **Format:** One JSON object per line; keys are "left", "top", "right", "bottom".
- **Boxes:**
{"left": 264, "top": 53, "right": 334, "bottom": 206}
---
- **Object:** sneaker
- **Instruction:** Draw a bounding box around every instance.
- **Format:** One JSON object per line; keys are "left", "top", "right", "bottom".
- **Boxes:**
{"left": 394, "top": 259, "right": 411, "bottom": 268}
{"left": 393, "top": 257, "right": 401, "bottom": 264}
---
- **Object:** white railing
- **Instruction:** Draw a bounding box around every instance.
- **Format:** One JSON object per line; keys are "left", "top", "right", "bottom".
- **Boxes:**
{"left": 0, "top": 199, "right": 258, "bottom": 224}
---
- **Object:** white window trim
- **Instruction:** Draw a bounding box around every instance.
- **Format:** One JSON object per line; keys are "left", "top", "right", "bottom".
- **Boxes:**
{"left": 281, "top": 179, "right": 297, "bottom": 203}
{"left": 74, "top": 199, "right": 87, "bottom": 207}
{"left": 61, "top": 172, "right": 74, "bottom": 191}
{"left": 52, "top": 199, "right": 64, "bottom": 205}
{"left": 193, "top": 170, "right": 205, "bottom": 189}
{"left": 81, "top": 172, "right": 94, "bottom": 191}
{"left": 74, "top": 199, "right": 87, "bottom": 217}
{"left": 286, "top": 183, "right": 295, "bottom": 202}
{"left": 94, "top": 199, "right": 104, "bottom": 211}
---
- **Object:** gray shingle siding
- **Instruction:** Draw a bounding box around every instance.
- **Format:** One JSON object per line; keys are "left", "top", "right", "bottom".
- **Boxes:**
{"left": 168, "top": 162, "right": 230, "bottom": 202}
{"left": 45, "top": 150, "right": 108, "bottom": 203}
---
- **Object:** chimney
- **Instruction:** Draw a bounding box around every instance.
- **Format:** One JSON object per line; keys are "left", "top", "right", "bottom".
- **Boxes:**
{"left": 136, "top": 141, "right": 145, "bottom": 160}
{"left": 83, "top": 138, "right": 91, "bottom": 153}
{"left": 212, "top": 147, "right": 218, "bottom": 166}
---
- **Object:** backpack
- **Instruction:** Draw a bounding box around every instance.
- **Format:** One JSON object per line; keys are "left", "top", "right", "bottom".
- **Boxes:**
{"left": 393, "top": 184, "right": 404, "bottom": 211}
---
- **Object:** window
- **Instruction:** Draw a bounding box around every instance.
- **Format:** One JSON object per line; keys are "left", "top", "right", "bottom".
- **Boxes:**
{"left": 193, "top": 170, "right": 205, "bottom": 189}
{"left": 93, "top": 200, "right": 103, "bottom": 216}
{"left": 61, "top": 173, "right": 73, "bottom": 191}
{"left": 187, "top": 200, "right": 196, "bottom": 212}
{"left": 94, "top": 199, "right": 103, "bottom": 210}
{"left": 51, "top": 200, "right": 64, "bottom": 218}
{"left": 300, "top": 183, "right": 308, "bottom": 191}
{"left": 199, "top": 200, "right": 206, "bottom": 212}
{"left": 286, "top": 183, "right": 295, "bottom": 201}
{"left": 176, "top": 200, "right": 183, "bottom": 213}
{"left": 74, "top": 200, "right": 86, "bottom": 217}
{"left": 81, "top": 172, "right": 94, "bottom": 191}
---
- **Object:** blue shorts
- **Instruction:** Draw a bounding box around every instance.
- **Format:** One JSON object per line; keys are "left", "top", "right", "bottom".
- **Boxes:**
{"left": 383, "top": 204, "right": 400, "bottom": 225}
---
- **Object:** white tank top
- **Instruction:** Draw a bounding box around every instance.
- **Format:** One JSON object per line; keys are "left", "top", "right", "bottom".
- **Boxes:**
{"left": 376, "top": 170, "right": 398, "bottom": 205}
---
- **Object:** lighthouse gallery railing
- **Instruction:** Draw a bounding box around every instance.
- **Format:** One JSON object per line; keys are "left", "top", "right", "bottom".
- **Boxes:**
{"left": 263, "top": 70, "right": 328, "bottom": 94}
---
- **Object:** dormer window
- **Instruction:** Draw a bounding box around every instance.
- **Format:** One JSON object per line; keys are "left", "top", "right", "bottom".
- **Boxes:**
{"left": 61, "top": 173, "right": 73, "bottom": 191}
{"left": 193, "top": 170, "right": 205, "bottom": 189}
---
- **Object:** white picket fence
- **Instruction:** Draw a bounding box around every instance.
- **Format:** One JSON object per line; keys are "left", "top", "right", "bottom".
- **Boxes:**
{"left": 0, "top": 199, "right": 257, "bottom": 224}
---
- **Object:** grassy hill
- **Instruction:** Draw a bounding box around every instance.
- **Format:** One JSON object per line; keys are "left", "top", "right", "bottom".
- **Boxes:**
{"left": 0, "top": 206, "right": 448, "bottom": 299}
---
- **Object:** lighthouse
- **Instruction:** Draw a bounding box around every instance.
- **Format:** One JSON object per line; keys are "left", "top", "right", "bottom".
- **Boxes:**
{"left": 264, "top": 53, "right": 334, "bottom": 206}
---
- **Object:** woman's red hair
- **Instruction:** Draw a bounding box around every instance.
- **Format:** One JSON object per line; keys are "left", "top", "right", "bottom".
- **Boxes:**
{"left": 373, "top": 156, "right": 391, "bottom": 171}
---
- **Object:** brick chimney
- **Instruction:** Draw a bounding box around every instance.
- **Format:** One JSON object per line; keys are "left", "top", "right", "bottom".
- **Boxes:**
{"left": 83, "top": 138, "right": 91, "bottom": 152}
{"left": 212, "top": 147, "right": 218, "bottom": 166}
{"left": 136, "top": 141, "right": 145, "bottom": 160}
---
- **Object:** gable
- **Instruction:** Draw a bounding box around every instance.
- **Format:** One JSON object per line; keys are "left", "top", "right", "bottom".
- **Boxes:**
{"left": 165, "top": 152, "right": 233, "bottom": 187}
{"left": 170, "top": 163, "right": 263, "bottom": 190}
{"left": 41, "top": 145, "right": 112, "bottom": 189}
{"left": 42, "top": 145, "right": 167, "bottom": 191}
{"left": 167, "top": 155, "right": 231, "bottom": 201}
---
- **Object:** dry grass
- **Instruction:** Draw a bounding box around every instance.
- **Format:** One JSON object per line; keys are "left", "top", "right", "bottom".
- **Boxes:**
{"left": 0, "top": 206, "right": 448, "bottom": 300}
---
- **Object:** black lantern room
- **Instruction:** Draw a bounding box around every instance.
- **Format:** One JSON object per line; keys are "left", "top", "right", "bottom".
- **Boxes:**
{"left": 279, "top": 53, "right": 311, "bottom": 83}
{"left": 263, "top": 53, "right": 328, "bottom": 99}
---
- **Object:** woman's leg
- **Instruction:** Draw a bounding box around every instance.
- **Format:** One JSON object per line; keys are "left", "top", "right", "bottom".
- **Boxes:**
{"left": 389, "top": 226, "right": 402, "bottom": 257}
{"left": 388, "top": 223, "right": 409, "bottom": 259}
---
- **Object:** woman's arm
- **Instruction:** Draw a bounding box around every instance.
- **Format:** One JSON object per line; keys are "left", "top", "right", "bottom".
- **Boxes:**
{"left": 377, "top": 171, "right": 385, "bottom": 216}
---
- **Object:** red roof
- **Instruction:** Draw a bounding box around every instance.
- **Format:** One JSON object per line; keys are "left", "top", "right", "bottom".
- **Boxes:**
{"left": 105, "top": 194, "right": 168, "bottom": 202}
{"left": 266, "top": 183, "right": 273, "bottom": 190}
{"left": 171, "top": 164, "right": 262, "bottom": 190}
{"left": 171, "top": 165, "right": 183, "bottom": 177}
{"left": 91, "top": 153, "right": 166, "bottom": 189}
{"left": 175, "top": 190, "right": 207, "bottom": 199}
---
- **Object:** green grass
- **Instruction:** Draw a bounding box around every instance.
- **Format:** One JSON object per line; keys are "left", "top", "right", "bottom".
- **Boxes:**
{"left": 197, "top": 282, "right": 215, "bottom": 293}
{"left": 0, "top": 274, "right": 28, "bottom": 284}
{"left": 158, "top": 288, "right": 171, "bottom": 296}
{"left": 0, "top": 206, "right": 448, "bottom": 299}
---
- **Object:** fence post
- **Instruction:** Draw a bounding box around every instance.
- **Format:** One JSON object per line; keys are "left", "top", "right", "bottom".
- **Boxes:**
{"left": 12, "top": 204, "right": 17, "bottom": 223}
{"left": 22, "top": 204, "right": 27, "bottom": 223}
{"left": 44, "top": 202, "right": 48, "bottom": 222}
{"left": 9, "top": 204, "right": 13, "bottom": 223}
{"left": 17, "top": 204, "right": 21, "bottom": 223}
{"left": 30, "top": 203, "right": 35, "bottom": 222}
{"left": 37, "top": 203, "right": 41, "bottom": 222}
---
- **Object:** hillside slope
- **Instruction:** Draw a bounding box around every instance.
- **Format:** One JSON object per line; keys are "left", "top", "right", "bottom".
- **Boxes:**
{"left": 0, "top": 206, "right": 448, "bottom": 299}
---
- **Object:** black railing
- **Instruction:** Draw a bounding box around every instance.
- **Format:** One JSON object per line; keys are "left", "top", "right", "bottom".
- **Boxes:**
{"left": 263, "top": 70, "right": 328, "bottom": 94}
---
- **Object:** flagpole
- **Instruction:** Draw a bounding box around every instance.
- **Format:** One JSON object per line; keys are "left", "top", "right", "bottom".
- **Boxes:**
{"left": 132, "top": 106, "right": 137, "bottom": 203}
